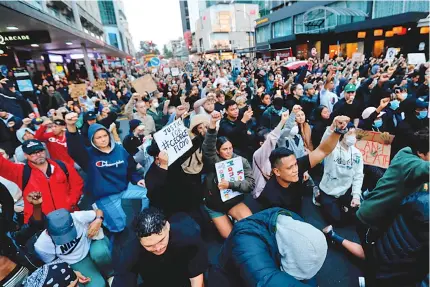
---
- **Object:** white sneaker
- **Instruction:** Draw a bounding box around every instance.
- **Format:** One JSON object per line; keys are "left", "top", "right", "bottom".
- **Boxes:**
{"left": 107, "top": 277, "right": 114, "bottom": 286}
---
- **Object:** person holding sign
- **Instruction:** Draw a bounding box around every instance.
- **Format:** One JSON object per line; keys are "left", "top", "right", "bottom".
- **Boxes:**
{"left": 202, "top": 111, "right": 255, "bottom": 239}
{"left": 64, "top": 112, "right": 149, "bottom": 233}
{"left": 318, "top": 123, "right": 364, "bottom": 225}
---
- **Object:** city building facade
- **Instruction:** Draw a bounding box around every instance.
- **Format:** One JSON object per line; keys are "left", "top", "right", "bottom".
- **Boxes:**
{"left": 254, "top": 0, "right": 429, "bottom": 60}
{"left": 194, "top": 3, "right": 259, "bottom": 59}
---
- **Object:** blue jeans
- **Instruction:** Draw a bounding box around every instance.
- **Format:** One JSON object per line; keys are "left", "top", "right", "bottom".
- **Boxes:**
{"left": 95, "top": 183, "right": 149, "bottom": 232}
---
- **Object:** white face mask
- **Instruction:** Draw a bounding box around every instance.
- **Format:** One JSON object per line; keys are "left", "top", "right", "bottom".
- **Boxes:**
{"left": 344, "top": 135, "right": 356, "bottom": 147}
{"left": 152, "top": 102, "right": 159, "bottom": 108}
{"left": 290, "top": 125, "right": 299, "bottom": 137}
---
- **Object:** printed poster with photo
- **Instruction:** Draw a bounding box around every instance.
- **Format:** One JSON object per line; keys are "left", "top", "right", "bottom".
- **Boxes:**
{"left": 215, "top": 157, "right": 244, "bottom": 202}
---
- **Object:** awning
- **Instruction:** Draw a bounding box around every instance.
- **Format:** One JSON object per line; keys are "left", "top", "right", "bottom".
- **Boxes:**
{"left": 417, "top": 15, "right": 430, "bottom": 27}
{"left": 305, "top": 6, "right": 368, "bottom": 18}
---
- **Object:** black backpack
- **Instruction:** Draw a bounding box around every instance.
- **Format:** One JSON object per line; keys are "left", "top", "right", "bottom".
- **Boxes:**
{"left": 22, "top": 160, "right": 69, "bottom": 191}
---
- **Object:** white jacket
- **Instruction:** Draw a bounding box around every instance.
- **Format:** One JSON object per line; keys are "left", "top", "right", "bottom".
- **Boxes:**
{"left": 319, "top": 127, "right": 364, "bottom": 199}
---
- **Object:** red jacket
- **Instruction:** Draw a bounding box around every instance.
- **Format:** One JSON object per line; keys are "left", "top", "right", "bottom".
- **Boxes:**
{"left": 34, "top": 125, "right": 75, "bottom": 167}
{"left": 0, "top": 156, "right": 83, "bottom": 223}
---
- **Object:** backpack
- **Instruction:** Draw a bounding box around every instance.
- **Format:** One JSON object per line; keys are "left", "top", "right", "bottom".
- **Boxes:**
{"left": 22, "top": 160, "right": 69, "bottom": 191}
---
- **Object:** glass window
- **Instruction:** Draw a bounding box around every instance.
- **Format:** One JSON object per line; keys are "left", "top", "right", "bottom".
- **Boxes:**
{"left": 273, "top": 17, "right": 292, "bottom": 38}
{"left": 294, "top": 13, "right": 304, "bottom": 34}
{"left": 108, "top": 33, "right": 119, "bottom": 48}
{"left": 98, "top": 0, "right": 117, "bottom": 25}
{"left": 373, "top": 0, "right": 403, "bottom": 18}
{"left": 405, "top": 1, "right": 429, "bottom": 13}
{"left": 256, "top": 25, "right": 270, "bottom": 43}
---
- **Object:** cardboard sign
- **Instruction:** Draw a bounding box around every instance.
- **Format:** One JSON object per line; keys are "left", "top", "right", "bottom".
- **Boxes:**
{"left": 131, "top": 74, "right": 158, "bottom": 94}
{"left": 154, "top": 119, "right": 192, "bottom": 166}
{"left": 352, "top": 52, "right": 363, "bottom": 63}
{"left": 93, "top": 79, "right": 106, "bottom": 92}
{"left": 69, "top": 84, "right": 86, "bottom": 99}
{"left": 231, "top": 58, "right": 241, "bottom": 71}
{"left": 355, "top": 129, "right": 395, "bottom": 169}
{"left": 385, "top": 48, "right": 397, "bottom": 63}
{"left": 407, "top": 53, "right": 426, "bottom": 65}
{"left": 163, "top": 67, "right": 171, "bottom": 75}
{"left": 215, "top": 157, "right": 244, "bottom": 202}
{"left": 171, "top": 67, "right": 180, "bottom": 76}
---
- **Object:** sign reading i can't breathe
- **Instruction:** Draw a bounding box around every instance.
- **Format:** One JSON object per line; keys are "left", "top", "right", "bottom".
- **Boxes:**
{"left": 154, "top": 119, "right": 192, "bottom": 166}
{"left": 354, "top": 129, "right": 395, "bottom": 169}
{"left": 215, "top": 157, "right": 244, "bottom": 202}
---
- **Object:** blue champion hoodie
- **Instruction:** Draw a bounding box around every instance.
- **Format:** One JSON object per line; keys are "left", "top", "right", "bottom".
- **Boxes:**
{"left": 66, "top": 123, "right": 142, "bottom": 200}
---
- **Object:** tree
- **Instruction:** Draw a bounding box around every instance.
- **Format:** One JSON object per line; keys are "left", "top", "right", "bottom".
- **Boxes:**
{"left": 139, "top": 41, "right": 160, "bottom": 55}
{"left": 163, "top": 45, "right": 173, "bottom": 59}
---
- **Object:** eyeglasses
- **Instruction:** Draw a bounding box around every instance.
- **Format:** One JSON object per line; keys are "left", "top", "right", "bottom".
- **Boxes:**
{"left": 29, "top": 150, "right": 44, "bottom": 156}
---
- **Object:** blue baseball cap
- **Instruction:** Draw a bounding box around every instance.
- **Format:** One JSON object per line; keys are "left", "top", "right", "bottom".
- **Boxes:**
{"left": 46, "top": 209, "right": 77, "bottom": 245}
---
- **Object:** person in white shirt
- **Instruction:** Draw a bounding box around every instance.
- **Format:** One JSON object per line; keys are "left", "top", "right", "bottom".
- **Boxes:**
{"left": 319, "top": 66, "right": 338, "bottom": 113}
{"left": 213, "top": 69, "right": 229, "bottom": 89}
{"left": 34, "top": 209, "right": 112, "bottom": 287}
{"left": 317, "top": 124, "right": 364, "bottom": 226}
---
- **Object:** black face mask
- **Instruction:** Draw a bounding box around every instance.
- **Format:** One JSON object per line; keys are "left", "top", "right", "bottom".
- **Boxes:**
{"left": 273, "top": 98, "right": 284, "bottom": 110}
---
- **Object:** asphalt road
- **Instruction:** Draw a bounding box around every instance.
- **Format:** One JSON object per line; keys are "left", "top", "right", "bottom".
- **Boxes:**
{"left": 118, "top": 119, "right": 364, "bottom": 287}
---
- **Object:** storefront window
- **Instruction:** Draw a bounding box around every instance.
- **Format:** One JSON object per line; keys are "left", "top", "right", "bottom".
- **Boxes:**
{"left": 256, "top": 25, "right": 270, "bottom": 43}
{"left": 296, "top": 44, "right": 308, "bottom": 59}
{"left": 294, "top": 13, "right": 304, "bottom": 34}
{"left": 373, "top": 40, "right": 385, "bottom": 58}
{"left": 272, "top": 18, "right": 292, "bottom": 38}
{"left": 373, "top": 0, "right": 429, "bottom": 19}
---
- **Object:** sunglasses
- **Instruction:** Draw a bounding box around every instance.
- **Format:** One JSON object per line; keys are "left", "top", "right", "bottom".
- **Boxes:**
{"left": 29, "top": 149, "right": 45, "bottom": 156}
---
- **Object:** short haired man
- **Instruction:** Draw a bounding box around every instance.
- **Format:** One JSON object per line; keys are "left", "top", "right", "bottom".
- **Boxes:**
{"left": 300, "top": 83, "right": 318, "bottom": 119}
{"left": 124, "top": 94, "right": 156, "bottom": 136}
{"left": 257, "top": 116, "right": 350, "bottom": 215}
{"left": 209, "top": 208, "right": 327, "bottom": 287}
{"left": 331, "top": 84, "right": 360, "bottom": 126}
{"left": 112, "top": 207, "right": 208, "bottom": 287}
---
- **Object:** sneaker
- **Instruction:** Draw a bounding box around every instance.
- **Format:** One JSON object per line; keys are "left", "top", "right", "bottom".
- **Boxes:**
{"left": 312, "top": 186, "right": 321, "bottom": 206}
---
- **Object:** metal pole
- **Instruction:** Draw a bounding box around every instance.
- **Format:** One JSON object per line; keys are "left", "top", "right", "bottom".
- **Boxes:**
{"left": 81, "top": 43, "right": 95, "bottom": 81}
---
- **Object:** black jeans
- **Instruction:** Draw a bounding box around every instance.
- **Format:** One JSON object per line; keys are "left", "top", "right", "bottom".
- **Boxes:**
{"left": 320, "top": 188, "right": 358, "bottom": 226}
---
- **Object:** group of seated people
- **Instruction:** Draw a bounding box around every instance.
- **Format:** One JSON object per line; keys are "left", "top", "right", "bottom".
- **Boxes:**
{"left": 0, "top": 55, "right": 428, "bottom": 287}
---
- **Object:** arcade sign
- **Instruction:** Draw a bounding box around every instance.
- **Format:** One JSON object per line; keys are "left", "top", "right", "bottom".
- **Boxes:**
{"left": 0, "top": 30, "right": 51, "bottom": 46}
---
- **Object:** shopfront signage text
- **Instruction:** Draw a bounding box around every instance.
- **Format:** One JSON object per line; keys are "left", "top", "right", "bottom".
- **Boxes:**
{"left": 256, "top": 18, "right": 269, "bottom": 25}
{"left": 0, "top": 31, "right": 51, "bottom": 46}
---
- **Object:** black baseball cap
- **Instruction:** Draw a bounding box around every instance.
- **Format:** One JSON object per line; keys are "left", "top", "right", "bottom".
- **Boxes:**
{"left": 84, "top": 111, "right": 97, "bottom": 121}
{"left": 22, "top": 139, "right": 45, "bottom": 155}
{"left": 53, "top": 119, "right": 66, "bottom": 126}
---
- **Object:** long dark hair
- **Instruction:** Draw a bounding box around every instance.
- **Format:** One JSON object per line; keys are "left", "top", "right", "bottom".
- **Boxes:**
{"left": 216, "top": 136, "right": 231, "bottom": 151}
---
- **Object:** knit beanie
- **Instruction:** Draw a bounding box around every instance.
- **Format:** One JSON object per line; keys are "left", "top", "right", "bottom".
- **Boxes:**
{"left": 24, "top": 259, "right": 77, "bottom": 287}
{"left": 129, "top": 119, "right": 142, "bottom": 133}
{"left": 275, "top": 215, "right": 327, "bottom": 280}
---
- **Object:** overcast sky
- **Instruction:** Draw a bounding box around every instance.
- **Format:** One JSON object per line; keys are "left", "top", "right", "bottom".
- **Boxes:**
{"left": 123, "top": 0, "right": 183, "bottom": 51}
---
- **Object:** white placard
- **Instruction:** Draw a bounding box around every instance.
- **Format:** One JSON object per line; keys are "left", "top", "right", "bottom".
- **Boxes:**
{"left": 407, "top": 53, "right": 426, "bottom": 65}
{"left": 163, "top": 67, "right": 171, "bottom": 75}
{"left": 231, "top": 58, "right": 241, "bottom": 71}
{"left": 154, "top": 119, "right": 192, "bottom": 166}
{"left": 352, "top": 52, "right": 363, "bottom": 63}
{"left": 215, "top": 157, "right": 244, "bottom": 202}
{"left": 385, "top": 48, "right": 397, "bottom": 63}
{"left": 171, "top": 67, "right": 180, "bottom": 76}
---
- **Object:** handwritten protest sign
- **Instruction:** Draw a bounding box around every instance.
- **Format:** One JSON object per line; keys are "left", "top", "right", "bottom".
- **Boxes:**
{"left": 69, "top": 84, "right": 87, "bottom": 99}
{"left": 131, "top": 74, "right": 158, "bottom": 94}
{"left": 355, "top": 129, "right": 395, "bottom": 169}
{"left": 407, "top": 53, "right": 426, "bottom": 65}
{"left": 231, "top": 59, "right": 241, "bottom": 71}
{"left": 215, "top": 157, "right": 244, "bottom": 202}
{"left": 171, "top": 67, "right": 180, "bottom": 76}
{"left": 163, "top": 67, "right": 171, "bottom": 75}
{"left": 154, "top": 119, "right": 192, "bottom": 166}
{"left": 92, "top": 79, "right": 106, "bottom": 92}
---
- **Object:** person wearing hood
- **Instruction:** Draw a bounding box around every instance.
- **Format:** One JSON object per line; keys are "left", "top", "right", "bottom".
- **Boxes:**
{"left": 261, "top": 94, "right": 288, "bottom": 130}
{"left": 311, "top": 105, "right": 331, "bottom": 148}
{"left": 317, "top": 124, "right": 364, "bottom": 225}
{"left": 209, "top": 208, "right": 327, "bottom": 287}
{"left": 202, "top": 111, "right": 255, "bottom": 239}
{"left": 65, "top": 112, "right": 148, "bottom": 233}
{"left": 122, "top": 119, "right": 150, "bottom": 157}
{"left": 15, "top": 125, "right": 50, "bottom": 163}
{"left": 391, "top": 98, "right": 429, "bottom": 159}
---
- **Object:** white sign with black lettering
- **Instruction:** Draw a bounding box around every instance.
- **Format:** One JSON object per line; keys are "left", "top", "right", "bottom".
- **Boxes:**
{"left": 154, "top": 119, "right": 192, "bottom": 166}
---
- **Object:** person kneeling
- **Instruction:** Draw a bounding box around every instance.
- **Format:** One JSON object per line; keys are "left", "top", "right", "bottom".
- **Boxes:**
{"left": 34, "top": 209, "right": 112, "bottom": 287}
{"left": 318, "top": 123, "right": 363, "bottom": 226}
{"left": 209, "top": 207, "right": 327, "bottom": 287}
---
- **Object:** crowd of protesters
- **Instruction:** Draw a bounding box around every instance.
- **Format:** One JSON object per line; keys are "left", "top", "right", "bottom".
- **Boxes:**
{"left": 0, "top": 52, "right": 428, "bottom": 287}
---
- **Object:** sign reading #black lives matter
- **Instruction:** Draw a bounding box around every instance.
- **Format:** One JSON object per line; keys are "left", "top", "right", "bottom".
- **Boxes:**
{"left": 0, "top": 31, "right": 51, "bottom": 46}
{"left": 154, "top": 119, "right": 192, "bottom": 166}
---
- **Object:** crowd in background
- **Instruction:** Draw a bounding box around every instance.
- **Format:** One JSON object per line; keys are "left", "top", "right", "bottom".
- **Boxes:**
{"left": 0, "top": 53, "right": 428, "bottom": 287}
